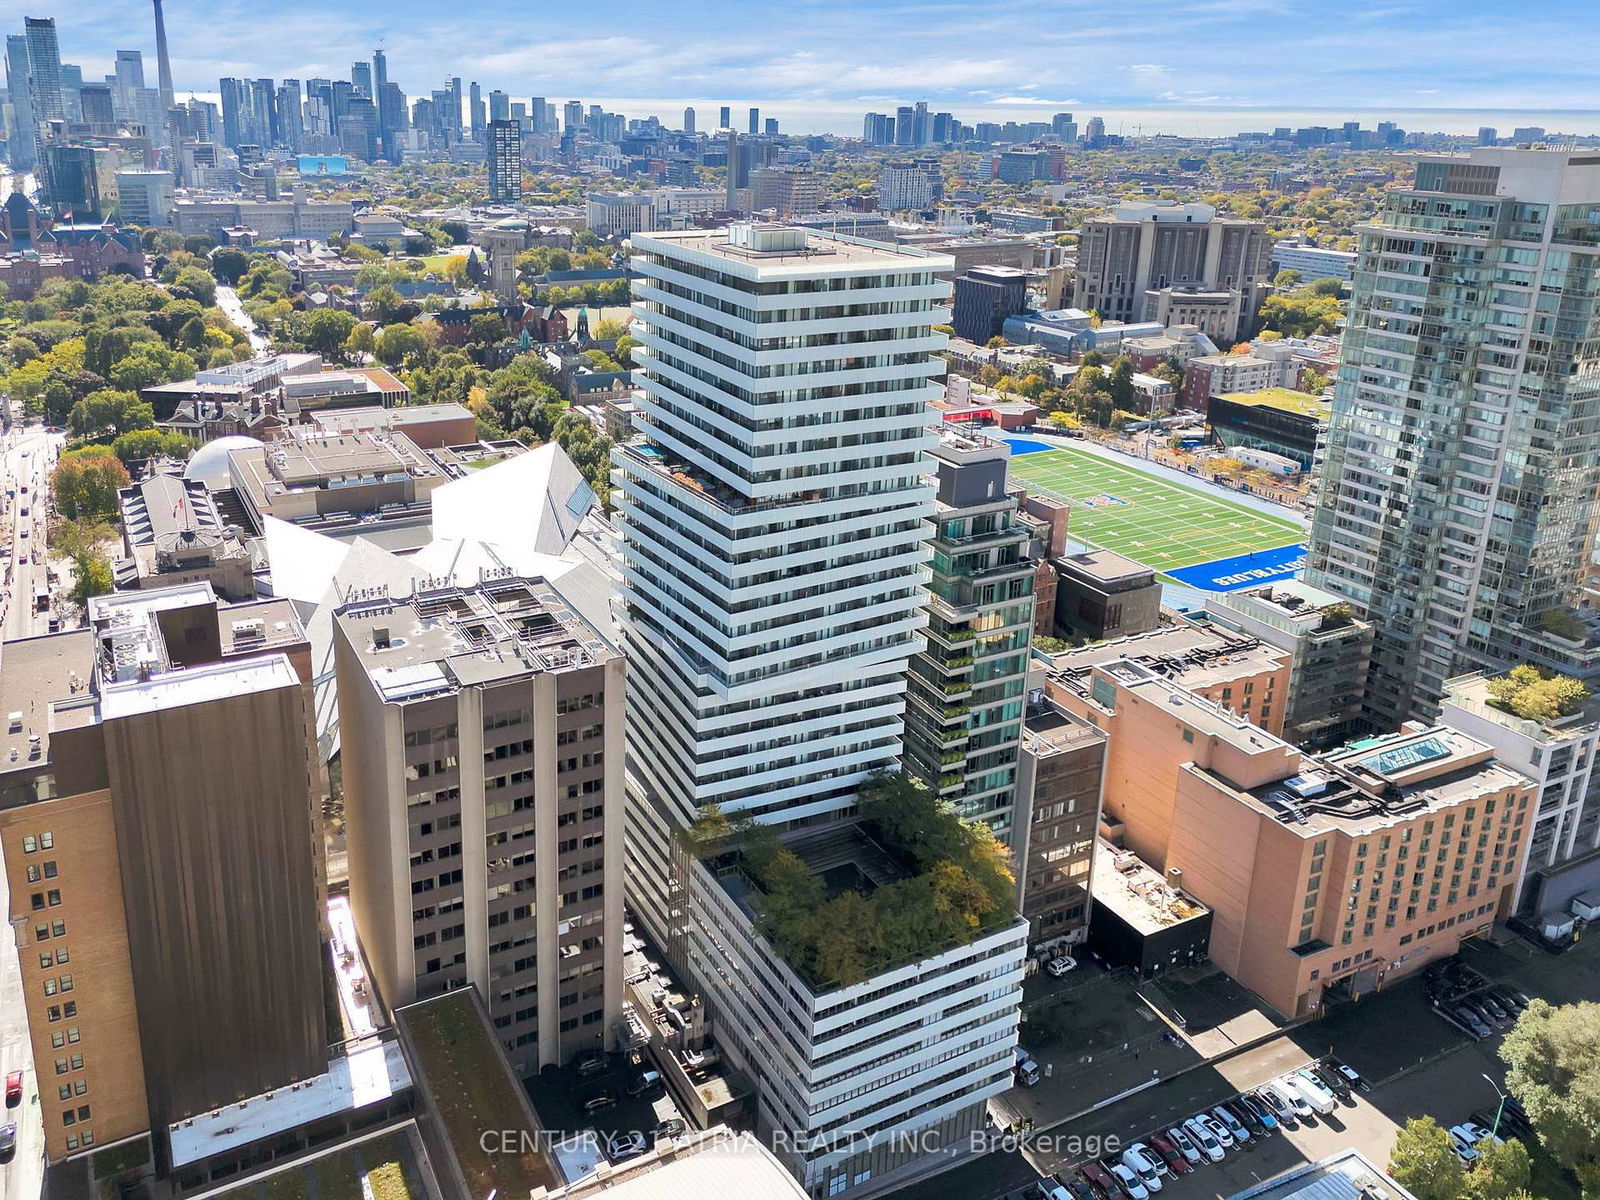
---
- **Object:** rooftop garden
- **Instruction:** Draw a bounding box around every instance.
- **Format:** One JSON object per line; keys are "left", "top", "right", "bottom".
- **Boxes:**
{"left": 398, "top": 992, "right": 557, "bottom": 1198}
{"left": 682, "top": 772, "right": 1017, "bottom": 990}
{"left": 1486, "top": 665, "right": 1591, "bottom": 724}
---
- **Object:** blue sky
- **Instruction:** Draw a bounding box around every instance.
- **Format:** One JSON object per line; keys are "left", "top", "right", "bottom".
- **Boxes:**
{"left": 10, "top": 0, "right": 1600, "bottom": 133}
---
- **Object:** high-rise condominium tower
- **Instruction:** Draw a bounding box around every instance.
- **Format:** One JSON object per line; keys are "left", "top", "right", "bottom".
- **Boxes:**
{"left": 486, "top": 118, "right": 521, "bottom": 202}
{"left": 615, "top": 226, "right": 1026, "bottom": 1198}
{"left": 617, "top": 224, "right": 947, "bottom": 842}
{"left": 1307, "top": 148, "right": 1600, "bottom": 726}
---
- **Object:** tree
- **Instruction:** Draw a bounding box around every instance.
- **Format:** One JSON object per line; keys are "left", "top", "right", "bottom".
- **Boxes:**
{"left": 67, "top": 389, "right": 155, "bottom": 442}
{"left": 985, "top": 336, "right": 1008, "bottom": 349}
{"left": 1501, "top": 999, "right": 1600, "bottom": 1193}
{"left": 1272, "top": 268, "right": 1303, "bottom": 289}
{"left": 1108, "top": 355, "right": 1137, "bottom": 413}
{"left": 1486, "top": 664, "right": 1590, "bottom": 722}
{"left": 1465, "top": 1136, "right": 1531, "bottom": 1200}
{"left": 171, "top": 266, "right": 218, "bottom": 306}
{"left": 344, "top": 322, "right": 376, "bottom": 358}
{"left": 363, "top": 284, "right": 406, "bottom": 324}
{"left": 591, "top": 317, "right": 628, "bottom": 341}
{"left": 112, "top": 429, "right": 193, "bottom": 463}
{"left": 467, "top": 312, "right": 507, "bottom": 345}
{"left": 301, "top": 310, "right": 359, "bottom": 358}
{"left": 108, "top": 346, "right": 196, "bottom": 392}
{"left": 1388, "top": 1116, "right": 1467, "bottom": 1200}
{"left": 68, "top": 550, "right": 114, "bottom": 610}
{"left": 209, "top": 247, "right": 251, "bottom": 285}
{"left": 1302, "top": 367, "right": 1334, "bottom": 394}
{"left": 374, "top": 322, "right": 429, "bottom": 366}
{"left": 52, "top": 447, "right": 131, "bottom": 520}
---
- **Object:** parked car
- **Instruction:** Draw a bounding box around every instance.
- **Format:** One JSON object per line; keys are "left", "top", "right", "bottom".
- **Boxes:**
{"left": 1454, "top": 1005, "right": 1493, "bottom": 1038}
{"left": 0, "top": 1123, "right": 15, "bottom": 1162}
{"left": 1287, "top": 1071, "right": 1336, "bottom": 1115}
{"left": 1490, "top": 984, "right": 1531, "bottom": 1012}
{"left": 1195, "top": 1112, "right": 1234, "bottom": 1149}
{"left": 1148, "top": 1135, "right": 1193, "bottom": 1176}
{"left": 1326, "top": 1058, "right": 1369, "bottom": 1092}
{"left": 1462, "top": 1121, "right": 1503, "bottom": 1147}
{"left": 1447, "top": 1125, "right": 1483, "bottom": 1165}
{"left": 1254, "top": 1087, "right": 1296, "bottom": 1129}
{"left": 1270, "top": 1079, "right": 1315, "bottom": 1121}
{"left": 1211, "top": 1105, "right": 1250, "bottom": 1143}
{"left": 1163, "top": 1126, "right": 1203, "bottom": 1165}
{"left": 1027, "top": 1182, "right": 1071, "bottom": 1200}
{"left": 3, "top": 1071, "right": 19, "bottom": 1107}
{"left": 1078, "top": 1160, "right": 1117, "bottom": 1199}
{"left": 1121, "top": 1145, "right": 1165, "bottom": 1191}
{"left": 1474, "top": 993, "right": 1511, "bottom": 1024}
{"left": 1227, "top": 1096, "right": 1271, "bottom": 1135}
{"left": 1014, "top": 1046, "right": 1042, "bottom": 1087}
{"left": 653, "top": 1118, "right": 688, "bottom": 1140}
{"left": 1056, "top": 1176, "right": 1097, "bottom": 1200}
{"left": 1107, "top": 1162, "right": 1150, "bottom": 1200}
{"left": 1181, "top": 1117, "right": 1225, "bottom": 1161}
{"left": 574, "top": 1051, "right": 608, "bottom": 1077}
{"left": 1046, "top": 956, "right": 1079, "bottom": 977}
{"left": 1308, "top": 1061, "right": 1351, "bottom": 1100}
{"left": 627, "top": 1069, "right": 663, "bottom": 1096}
{"left": 581, "top": 1091, "right": 617, "bottom": 1113}
{"left": 1237, "top": 1093, "right": 1279, "bottom": 1132}
{"left": 605, "top": 1131, "right": 648, "bottom": 1161}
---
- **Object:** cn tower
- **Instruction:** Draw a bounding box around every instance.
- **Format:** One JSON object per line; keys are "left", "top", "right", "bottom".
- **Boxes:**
{"left": 153, "top": 0, "right": 176, "bottom": 116}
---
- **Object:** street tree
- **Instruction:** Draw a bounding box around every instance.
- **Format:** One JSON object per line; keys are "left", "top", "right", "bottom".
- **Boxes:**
{"left": 1500, "top": 998, "right": 1600, "bottom": 1195}
{"left": 1388, "top": 1117, "right": 1467, "bottom": 1200}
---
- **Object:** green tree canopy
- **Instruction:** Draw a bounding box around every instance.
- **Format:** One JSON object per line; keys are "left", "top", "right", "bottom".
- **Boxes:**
{"left": 1388, "top": 1116, "right": 1467, "bottom": 1200}
{"left": 1501, "top": 999, "right": 1600, "bottom": 1194}
{"left": 52, "top": 446, "right": 131, "bottom": 520}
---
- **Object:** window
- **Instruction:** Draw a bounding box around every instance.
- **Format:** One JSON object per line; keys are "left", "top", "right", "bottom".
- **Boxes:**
{"left": 52, "top": 921, "right": 65, "bottom": 937}
{"left": 76, "top": 1105, "right": 90, "bottom": 1121}
{"left": 21, "top": 836, "right": 36, "bottom": 853}
{"left": 54, "top": 1060, "right": 67, "bottom": 1076}
{"left": 57, "top": 1085, "right": 70, "bottom": 1102}
{"left": 46, "top": 890, "right": 60, "bottom": 907}
{"left": 66, "top": 1027, "right": 79, "bottom": 1044}
{"left": 40, "top": 833, "right": 52, "bottom": 849}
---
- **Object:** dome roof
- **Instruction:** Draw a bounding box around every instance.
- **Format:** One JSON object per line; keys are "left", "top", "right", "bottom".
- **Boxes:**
{"left": 183, "top": 435, "right": 264, "bottom": 491}
{"left": 492, "top": 216, "right": 530, "bottom": 230}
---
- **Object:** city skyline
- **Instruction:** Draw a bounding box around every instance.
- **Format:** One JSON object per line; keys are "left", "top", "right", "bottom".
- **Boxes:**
{"left": 9, "top": 0, "right": 1600, "bottom": 133}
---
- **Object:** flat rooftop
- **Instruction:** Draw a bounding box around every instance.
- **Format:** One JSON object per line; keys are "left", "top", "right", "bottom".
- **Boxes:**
{"left": 1022, "top": 704, "right": 1105, "bottom": 758}
{"left": 168, "top": 1038, "right": 412, "bottom": 1168}
{"left": 0, "top": 630, "right": 95, "bottom": 776}
{"left": 1055, "top": 548, "right": 1154, "bottom": 587}
{"left": 1046, "top": 623, "right": 1283, "bottom": 692}
{"left": 99, "top": 654, "right": 301, "bottom": 720}
{"left": 1092, "top": 841, "right": 1209, "bottom": 936}
{"left": 1228, "top": 1147, "right": 1416, "bottom": 1200}
{"left": 1216, "top": 388, "right": 1329, "bottom": 417}
{"left": 635, "top": 224, "right": 953, "bottom": 275}
{"left": 337, "top": 575, "right": 613, "bottom": 700}
{"left": 533, "top": 1129, "right": 808, "bottom": 1199}
{"left": 1233, "top": 725, "right": 1528, "bottom": 837}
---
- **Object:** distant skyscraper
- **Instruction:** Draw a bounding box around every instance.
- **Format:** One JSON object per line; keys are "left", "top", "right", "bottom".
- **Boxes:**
{"left": 718, "top": 104, "right": 730, "bottom": 129}
{"left": 277, "top": 79, "right": 304, "bottom": 153}
{"left": 486, "top": 118, "right": 521, "bottom": 202}
{"left": 1478, "top": 126, "right": 1498, "bottom": 146}
{"left": 763, "top": 117, "right": 777, "bottom": 136}
{"left": 351, "top": 60, "right": 373, "bottom": 99}
{"left": 1308, "top": 148, "right": 1600, "bottom": 725}
{"left": 895, "top": 105, "right": 914, "bottom": 145}
{"left": 151, "top": 0, "right": 176, "bottom": 120}
{"left": 469, "top": 81, "right": 485, "bottom": 137}
{"left": 747, "top": 106, "right": 758, "bottom": 134}
{"left": 24, "top": 17, "right": 63, "bottom": 130}
{"left": 5, "top": 35, "right": 36, "bottom": 169}
{"left": 488, "top": 89, "right": 509, "bottom": 123}
{"left": 78, "top": 83, "right": 113, "bottom": 126}
{"left": 219, "top": 76, "right": 246, "bottom": 148}
{"left": 682, "top": 105, "right": 695, "bottom": 134}
{"left": 563, "top": 99, "right": 583, "bottom": 135}
{"left": 113, "top": 50, "right": 144, "bottom": 118}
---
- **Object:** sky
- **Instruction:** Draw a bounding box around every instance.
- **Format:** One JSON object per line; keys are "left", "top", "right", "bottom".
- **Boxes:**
{"left": 11, "top": 0, "right": 1600, "bottom": 136}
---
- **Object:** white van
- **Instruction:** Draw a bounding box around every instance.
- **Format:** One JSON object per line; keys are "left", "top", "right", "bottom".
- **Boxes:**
{"left": 1287, "top": 1070, "right": 1336, "bottom": 1115}
{"left": 1013, "top": 1046, "right": 1041, "bottom": 1087}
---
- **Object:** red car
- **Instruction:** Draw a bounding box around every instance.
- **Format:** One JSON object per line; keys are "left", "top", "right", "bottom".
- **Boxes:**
{"left": 5, "top": 1070, "right": 21, "bottom": 1106}
{"left": 1077, "top": 1161, "right": 1116, "bottom": 1200}
{"left": 1149, "top": 1134, "right": 1194, "bottom": 1176}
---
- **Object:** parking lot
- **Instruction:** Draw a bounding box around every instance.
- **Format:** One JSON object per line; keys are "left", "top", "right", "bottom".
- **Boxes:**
{"left": 523, "top": 1051, "right": 688, "bottom": 1167}
{"left": 899, "top": 930, "right": 1596, "bottom": 1200}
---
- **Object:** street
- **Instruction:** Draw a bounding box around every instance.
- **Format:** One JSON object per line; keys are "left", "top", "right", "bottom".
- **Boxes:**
{"left": 1, "top": 423, "right": 66, "bottom": 645}
{"left": 214, "top": 284, "right": 270, "bottom": 353}
{"left": 0, "top": 417, "right": 54, "bottom": 1200}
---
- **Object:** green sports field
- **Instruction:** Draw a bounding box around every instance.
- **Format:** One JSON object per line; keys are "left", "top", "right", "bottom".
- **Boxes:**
{"left": 1008, "top": 446, "right": 1304, "bottom": 576}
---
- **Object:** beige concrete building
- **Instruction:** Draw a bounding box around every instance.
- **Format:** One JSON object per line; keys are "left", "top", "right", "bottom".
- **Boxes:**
{"left": 0, "top": 583, "right": 326, "bottom": 1165}
{"left": 1051, "top": 657, "right": 1534, "bottom": 1016}
{"left": 334, "top": 574, "right": 625, "bottom": 1076}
